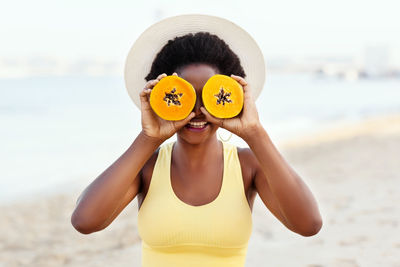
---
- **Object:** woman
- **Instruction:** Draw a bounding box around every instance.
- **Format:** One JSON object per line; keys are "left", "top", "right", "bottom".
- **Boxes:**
{"left": 71, "top": 15, "right": 322, "bottom": 266}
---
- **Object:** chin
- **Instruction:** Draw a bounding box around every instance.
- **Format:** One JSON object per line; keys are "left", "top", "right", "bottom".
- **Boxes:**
{"left": 177, "top": 123, "right": 218, "bottom": 144}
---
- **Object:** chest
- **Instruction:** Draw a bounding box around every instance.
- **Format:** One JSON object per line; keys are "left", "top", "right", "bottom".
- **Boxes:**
{"left": 138, "top": 152, "right": 256, "bottom": 212}
{"left": 170, "top": 159, "right": 224, "bottom": 207}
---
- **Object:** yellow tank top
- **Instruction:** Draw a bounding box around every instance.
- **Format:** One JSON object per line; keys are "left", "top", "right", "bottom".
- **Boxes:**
{"left": 137, "top": 141, "right": 253, "bottom": 267}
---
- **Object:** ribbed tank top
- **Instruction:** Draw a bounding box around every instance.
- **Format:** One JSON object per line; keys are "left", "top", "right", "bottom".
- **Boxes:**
{"left": 137, "top": 141, "right": 253, "bottom": 267}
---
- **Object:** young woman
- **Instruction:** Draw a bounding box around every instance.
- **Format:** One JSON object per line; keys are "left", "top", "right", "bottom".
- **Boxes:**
{"left": 71, "top": 15, "right": 322, "bottom": 267}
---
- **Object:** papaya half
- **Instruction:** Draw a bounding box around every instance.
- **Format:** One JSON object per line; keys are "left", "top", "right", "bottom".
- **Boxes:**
{"left": 149, "top": 75, "right": 196, "bottom": 121}
{"left": 202, "top": 74, "right": 243, "bottom": 119}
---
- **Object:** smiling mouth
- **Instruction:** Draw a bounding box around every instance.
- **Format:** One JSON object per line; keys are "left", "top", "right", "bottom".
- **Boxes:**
{"left": 187, "top": 121, "right": 207, "bottom": 129}
{"left": 185, "top": 121, "right": 209, "bottom": 130}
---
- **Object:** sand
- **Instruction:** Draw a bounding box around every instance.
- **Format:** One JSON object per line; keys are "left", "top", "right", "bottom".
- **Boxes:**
{"left": 1, "top": 114, "right": 399, "bottom": 267}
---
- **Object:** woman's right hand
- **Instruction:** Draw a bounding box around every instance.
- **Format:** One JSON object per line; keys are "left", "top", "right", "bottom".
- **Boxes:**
{"left": 139, "top": 73, "right": 195, "bottom": 141}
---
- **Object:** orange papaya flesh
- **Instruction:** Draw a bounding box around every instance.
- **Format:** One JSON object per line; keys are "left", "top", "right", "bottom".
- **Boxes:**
{"left": 202, "top": 74, "right": 243, "bottom": 119}
{"left": 149, "top": 76, "right": 196, "bottom": 121}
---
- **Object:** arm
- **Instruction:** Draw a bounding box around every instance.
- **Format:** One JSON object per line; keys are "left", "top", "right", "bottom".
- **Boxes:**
{"left": 71, "top": 132, "right": 162, "bottom": 234}
{"left": 246, "top": 128, "right": 322, "bottom": 236}
{"left": 71, "top": 73, "right": 195, "bottom": 234}
{"left": 201, "top": 74, "right": 322, "bottom": 236}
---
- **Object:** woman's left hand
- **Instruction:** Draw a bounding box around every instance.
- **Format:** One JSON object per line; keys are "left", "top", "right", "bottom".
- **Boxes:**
{"left": 200, "top": 74, "right": 262, "bottom": 141}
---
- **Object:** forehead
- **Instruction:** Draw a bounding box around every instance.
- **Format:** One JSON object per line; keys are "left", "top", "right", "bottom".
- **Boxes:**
{"left": 177, "top": 64, "right": 219, "bottom": 89}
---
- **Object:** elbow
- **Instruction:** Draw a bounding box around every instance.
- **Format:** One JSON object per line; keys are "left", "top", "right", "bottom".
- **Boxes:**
{"left": 71, "top": 211, "right": 97, "bottom": 235}
{"left": 298, "top": 217, "right": 323, "bottom": 237}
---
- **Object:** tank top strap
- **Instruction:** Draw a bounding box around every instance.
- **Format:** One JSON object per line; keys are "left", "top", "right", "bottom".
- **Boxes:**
{"left": 145, "top": 142, "right": 174, "bottom": 197}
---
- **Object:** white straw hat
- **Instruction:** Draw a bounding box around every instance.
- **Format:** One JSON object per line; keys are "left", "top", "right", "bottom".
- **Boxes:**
{"left": 124, "top": 14, "right": 266, "bottom": 109}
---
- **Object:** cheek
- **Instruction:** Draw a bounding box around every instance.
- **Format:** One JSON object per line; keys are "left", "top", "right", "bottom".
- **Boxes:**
{"left": 206, "top": 123, "right": 219, "bottom": 135}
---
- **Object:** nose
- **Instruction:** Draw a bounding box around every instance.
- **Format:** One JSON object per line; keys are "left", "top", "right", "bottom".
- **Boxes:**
{"left": 192, "top": 91, "right": 204, "bottom": 116}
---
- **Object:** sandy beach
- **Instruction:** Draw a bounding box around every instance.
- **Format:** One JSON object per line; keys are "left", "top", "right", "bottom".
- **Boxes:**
{"left": 1, "top": 114, "right": 399, "bottom": 267}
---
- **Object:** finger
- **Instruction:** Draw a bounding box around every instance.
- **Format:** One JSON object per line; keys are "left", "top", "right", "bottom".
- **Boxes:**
{"left": 157, "top": 73, "right": 167, "bottom": 80}
{"left": 142, "top": 87, "right": 152, "bottom": 94}
{"left": 174, "top": 112, "right": 196, "bottom": 129}
{"left": 139, "top": 88, "right": 152, "bottom": 109}
{"left": 230, "top": 74, "right": 253, "bottom": 96}
{"left": 230, "top": 74, "right": 248, "bottom": 86}
{"left": 200, "top": 107, "right": 223, "bottom": 126}
{"left": 140, "top": 88, "right": 152, "bottom": 99}
{"left": 172, "top": 72, "right": 178, "bottom": 76}
{"left": 150, "top": 79, "right": 160, "bottom": 87}
{"left": 144, "top": 79, "right": 159, "bottom": 89}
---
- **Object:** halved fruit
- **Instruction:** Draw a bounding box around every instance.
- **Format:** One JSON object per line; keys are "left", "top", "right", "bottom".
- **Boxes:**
{"left": 149, "top": 75, "right": 196, "bottom": 121}
{"left": 202, "top": 74, "right": 243, "bottom": 118}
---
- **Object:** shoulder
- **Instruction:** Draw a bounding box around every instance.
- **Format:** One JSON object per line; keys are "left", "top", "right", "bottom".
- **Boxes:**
{"left": 237, "top": 147, "right": 258, "bottom": 172}
{"left": 236, "top": 146, "right": 258, "bottom": 187}
{"left": 140, "top": 146, "right": 161, "bottom": 192}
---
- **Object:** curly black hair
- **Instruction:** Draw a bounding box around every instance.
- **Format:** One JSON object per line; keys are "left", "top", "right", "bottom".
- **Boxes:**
{"left": 145, "top": 32, "right": 246, "bottom": 81}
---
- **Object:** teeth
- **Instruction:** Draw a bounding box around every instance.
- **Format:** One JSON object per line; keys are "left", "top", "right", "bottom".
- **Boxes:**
{"left": 188, "top": 121, "right": 207, "bottom": 128}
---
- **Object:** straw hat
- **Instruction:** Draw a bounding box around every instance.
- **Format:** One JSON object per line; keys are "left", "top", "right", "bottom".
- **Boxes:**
{"left": 124, "top": 14, "right": 266, "bottom": 109}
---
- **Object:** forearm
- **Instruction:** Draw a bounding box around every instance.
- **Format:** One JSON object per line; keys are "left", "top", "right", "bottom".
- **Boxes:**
{"left": 72, "top": 131, "right": 163, "bottom": 230}
{"left": 245, "top": 125, "right": 322, "bottom": 235}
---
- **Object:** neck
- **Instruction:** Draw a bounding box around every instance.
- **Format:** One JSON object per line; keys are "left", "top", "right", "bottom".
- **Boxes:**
{"left": 173, "top": 135, "right": 222, "bottom": 169}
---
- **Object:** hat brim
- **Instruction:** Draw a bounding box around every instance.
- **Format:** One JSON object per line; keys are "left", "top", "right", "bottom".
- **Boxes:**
{"left": 124, "top": 14, "right": 266, "bottom": 109}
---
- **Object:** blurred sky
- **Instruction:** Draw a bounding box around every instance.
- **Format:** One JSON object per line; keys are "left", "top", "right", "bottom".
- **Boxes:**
{"left": 1, "top": 0, "right": 400, "bottom": 63}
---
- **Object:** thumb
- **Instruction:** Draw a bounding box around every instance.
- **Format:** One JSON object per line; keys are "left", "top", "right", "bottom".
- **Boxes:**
{"left": 200, "top": 107, "right": 223, "bottom": 127}
{"left": 174, "top": 112, "right": 196, "bottom": 129}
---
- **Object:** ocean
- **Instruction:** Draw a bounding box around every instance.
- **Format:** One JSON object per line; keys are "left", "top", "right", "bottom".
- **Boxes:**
{"left": 1, "top": 73, "right": 399, "bottom": 203}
